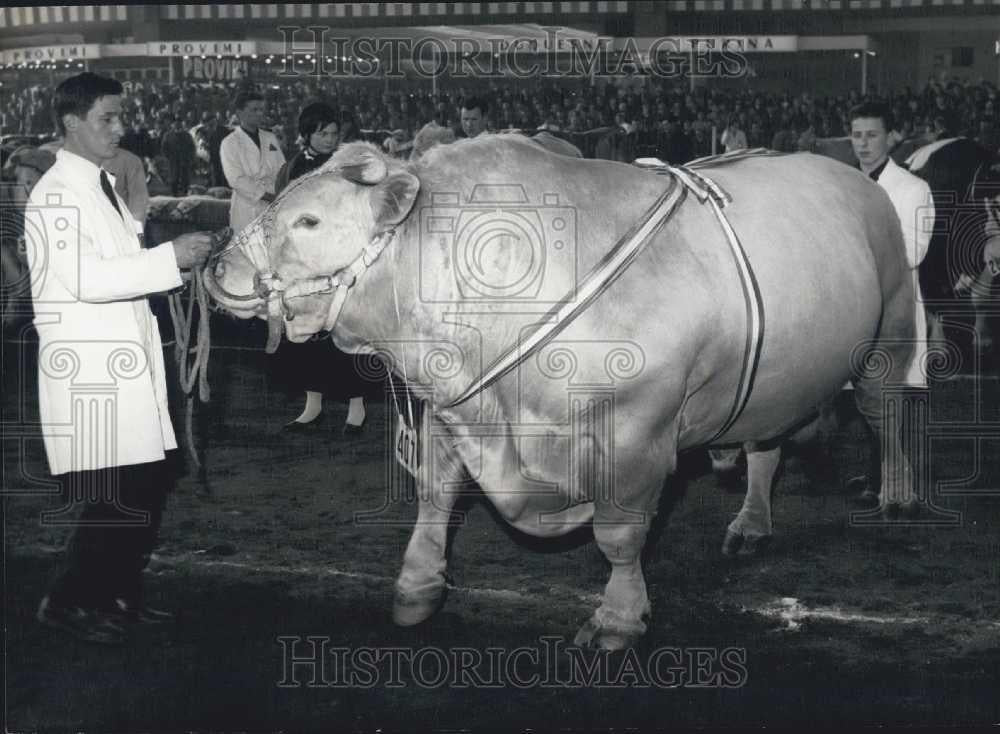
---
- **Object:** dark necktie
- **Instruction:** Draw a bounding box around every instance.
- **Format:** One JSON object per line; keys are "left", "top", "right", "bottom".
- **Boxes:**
{"left": 99, "top": 169, "right": 123, "bottom": 220}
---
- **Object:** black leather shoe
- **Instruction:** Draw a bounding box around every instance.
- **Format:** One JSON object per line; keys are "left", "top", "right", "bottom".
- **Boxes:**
{"left": 112, "top": 598, "right": 176, "bottom": 625}
{"left": 282, "top": 414, "right": 323, "bottom": 433}
{"left": 850, "top": 489, "right": 881, "bottom": 509}
{"left": 846, "top": 474, "right": 881, "bottom": 508}
{"left": 343, "top": 418, "right": 366, "bottom": 436}
{"left": 37, "top": 596, "right": 126, "bottom": 645}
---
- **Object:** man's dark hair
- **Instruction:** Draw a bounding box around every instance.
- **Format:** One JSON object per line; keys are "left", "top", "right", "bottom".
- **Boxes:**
{"left": 849, "top": 101, "right": 894, "bottom": 133}
{"left": 461, "top": 96, "right": 488, "bottom": 115}
{"left": 234, "top": 90, "right": 265, "bottom": 112}
{"left": 53, "top": 72, "right": 123, "bottom": 135}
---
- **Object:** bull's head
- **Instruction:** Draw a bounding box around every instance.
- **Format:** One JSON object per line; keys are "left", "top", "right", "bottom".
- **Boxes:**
{"left": 203, "top": 143, "right": 420, "bottom": 353}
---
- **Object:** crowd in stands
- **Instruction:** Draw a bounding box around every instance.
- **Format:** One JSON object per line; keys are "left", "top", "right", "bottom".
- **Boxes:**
{"left": 2, "top": 73, "right": 999, "bottom": 196}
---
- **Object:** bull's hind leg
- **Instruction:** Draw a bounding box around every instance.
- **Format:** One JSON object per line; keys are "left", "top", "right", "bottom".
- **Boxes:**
{"left": 971, "top": 265, "right": 994, "bottom": 354}
{"left": 853, "top": 287, "right": 917, "bottom": 511}
{"left": 574, "top": 444, "right": 674, "bottom": 651}
{"left": 393, "top": 418, "right": 468, "bottom": 626}
{"left": 709, "top": 447, "right": 745, "bottom": 489}
{"left": 722, "top": 441, "right": 781, "bottom": 556}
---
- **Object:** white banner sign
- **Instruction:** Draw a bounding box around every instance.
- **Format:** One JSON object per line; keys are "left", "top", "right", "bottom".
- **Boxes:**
{"left": 1, "top": 44, "right": 101, "bottom": 64}
{"left": 182, "top": 56, "right": 250, "bottom": 81}
{"left": 150, "top": 40, "right": 257, "bottom": 57}
{"left": 624, "top": 36, "right": 799, "bottom": 53}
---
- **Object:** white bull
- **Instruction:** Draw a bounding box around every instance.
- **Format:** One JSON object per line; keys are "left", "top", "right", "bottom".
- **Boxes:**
{"left": 204, "top": 136, "right": 918, "bottom": 649}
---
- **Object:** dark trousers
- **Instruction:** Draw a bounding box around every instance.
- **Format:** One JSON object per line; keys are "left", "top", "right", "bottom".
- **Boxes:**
{"left": 169, "top": 162, "right": 191, "bottom": 197}
{"left": 272, "top": 336, "right": 386, "bottom": 400}
{"left": 47, "top": 452, "right": 177, "bottom": 609}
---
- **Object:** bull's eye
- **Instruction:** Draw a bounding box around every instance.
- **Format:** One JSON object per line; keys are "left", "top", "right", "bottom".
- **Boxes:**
{"left": 294, "top": 214, "right": 320, "bottom": 229}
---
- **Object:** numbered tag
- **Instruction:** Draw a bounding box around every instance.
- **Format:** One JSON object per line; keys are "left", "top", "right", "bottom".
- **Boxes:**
{"left": 395, "top": 411, "right": 421, "bottom": 478}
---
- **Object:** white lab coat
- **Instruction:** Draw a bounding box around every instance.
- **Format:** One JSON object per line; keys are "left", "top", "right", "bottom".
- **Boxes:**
{"left": 27, "top": 149, "right": 183, "bottom": 475}
{"left": 876, "top": 157, "right": 935, "bottom": 388}
{"left": 219, "top": 126, "right": 285, "bottom": 233}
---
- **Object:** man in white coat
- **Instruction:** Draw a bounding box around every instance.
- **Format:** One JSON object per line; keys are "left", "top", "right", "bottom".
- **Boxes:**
{"left": 849, "top": 101, "right": 934, "bottom": 506}
{"left": 220, "top": 91, "right": 285, "bottom": 234}
{"left": 851, "top": 102, "right": 934, "bottom": 388}
{"left": 27, "top": 73, "right": 214, "bottom": 644}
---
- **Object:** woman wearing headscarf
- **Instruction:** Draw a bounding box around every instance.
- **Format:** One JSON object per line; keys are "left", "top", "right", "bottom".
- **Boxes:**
{"left": 273, "top": 102, "right": 374, "bottom": 433}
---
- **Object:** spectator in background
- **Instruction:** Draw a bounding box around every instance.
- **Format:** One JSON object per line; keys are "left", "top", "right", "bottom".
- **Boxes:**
{"left": 770, "top": 114, "right": 799, "bottom": 153}
{"left": 103, "top": 146, "right": 150, "bottom": 236}
{"left": 382, "top": 127, "right": 413, "bottom": 159}
{"left": 120, "top": 118, "right": 153, "bottom": 160}
{"left": 691, "top": 124, "right": 712, "bottom": 159}
{"left": 662, "top": 119, "right": 694, "bottom": 165}
{"left": 160, "top": 117, "right": 196, "bottom": 197}
{"left": 272, "top": 103, "right": 374, "bottom": 435}
{"left": 460, "top": 96, "right": 488, "bottom": 139}
{"left": 720, "top": 116, "right": 748, "bottom": 153}
{"left": 220, "top": 91, "right": 285, "bottom": 233}
{"left": 1, "top": 146, "right": 56, "bottom": 330}
{"left": 975, "top": 118, "right": 1000, "bottom": 152}
{"left": 199, "top": 115, "right": 231, "bottom": 188}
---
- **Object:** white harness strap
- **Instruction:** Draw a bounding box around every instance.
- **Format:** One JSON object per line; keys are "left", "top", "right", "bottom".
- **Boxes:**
{"left": 443, "top": 158, "right": 767, "bottom": 445}
{"left": 639, "top": 157, "right": 767, "bottom": 443}
{"left": 443, "top": 175, "right": 686, "bottom": 410}
{"left": 317, "top": 229, "right": 397, "bottom": 331}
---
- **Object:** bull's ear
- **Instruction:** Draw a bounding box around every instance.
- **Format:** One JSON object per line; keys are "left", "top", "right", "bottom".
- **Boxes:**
{"left": 339, "top": 146, "right": 388, "bottom": 184}
{"left": 371, "top": 172, "right": 420, "bottom": 228}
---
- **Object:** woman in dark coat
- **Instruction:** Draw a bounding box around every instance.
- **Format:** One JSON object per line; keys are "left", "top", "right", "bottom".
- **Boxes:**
{"left": 273, "top": 102, "right": 376, "bottom": 433}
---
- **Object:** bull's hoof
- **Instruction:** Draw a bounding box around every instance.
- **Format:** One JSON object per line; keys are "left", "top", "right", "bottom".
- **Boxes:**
{"left": 573, "top": 618, "right": 642, "bottom": 650}
{"left": 573, "top": 606, "right": 649, "bottom": 650}
{"left": 881, "top": 499, "right": 921, "bottom": 520}
{"left": 849, "top": 489, "right": 881, "bottom": 509}
{"left": 392, "top": 579, "right": 448, "bottom": 627}
{"left": 722, "top": 529, "right": 773, "bottom": 557}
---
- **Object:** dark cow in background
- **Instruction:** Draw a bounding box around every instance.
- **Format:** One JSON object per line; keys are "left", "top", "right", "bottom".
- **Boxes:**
{"left": 712, "top": 138, "right": 1000, "bottom": 531}
{"left": 798, "top": 135, "right": 857, "bottom": 167}
{"left": 905, "top": 137, "right": 1000, "bottom": 355}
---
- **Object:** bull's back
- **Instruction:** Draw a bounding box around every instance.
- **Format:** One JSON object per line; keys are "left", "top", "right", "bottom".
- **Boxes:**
{"left": 425, "top": 142, "right": 904, "bottom": 448}
{"left": 662, "top": 153, "right": 905, "bottom": 443}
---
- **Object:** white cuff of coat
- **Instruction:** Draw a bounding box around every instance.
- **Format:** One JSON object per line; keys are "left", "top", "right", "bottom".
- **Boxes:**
{"left": 160, "top": 241, "right": 185, "bottom": 287}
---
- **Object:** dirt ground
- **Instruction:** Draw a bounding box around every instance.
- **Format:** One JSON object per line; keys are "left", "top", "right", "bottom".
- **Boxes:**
{"left": 4, "top": 314, "right": 1000, "bottom": 732}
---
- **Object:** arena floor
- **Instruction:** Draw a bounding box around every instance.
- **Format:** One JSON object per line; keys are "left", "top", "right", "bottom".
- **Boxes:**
{"left": 4, "top": 314, "right": 1000, "bottom": 731}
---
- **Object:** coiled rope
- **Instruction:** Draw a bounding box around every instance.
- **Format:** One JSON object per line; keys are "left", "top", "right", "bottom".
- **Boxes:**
{"left": 168, "top": 267, "right": 211, "bottom": 482}
{"left": 166, "top": 228, "right": 230, "bottom": 486}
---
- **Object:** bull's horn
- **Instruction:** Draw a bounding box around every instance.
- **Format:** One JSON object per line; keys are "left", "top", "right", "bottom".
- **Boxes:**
{"left": 339, "top": 147, "right": 388, "bottom": 185}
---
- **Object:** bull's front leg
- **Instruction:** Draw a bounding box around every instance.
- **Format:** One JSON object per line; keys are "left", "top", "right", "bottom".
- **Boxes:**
{"left": 721, "top": 441, "right": 781, "bottom": 556}
{"left": 574, "top": 439, "right": 675, "bottom": 651}
{"left": 392, "top": 417, "right": 469, "bottom": 627}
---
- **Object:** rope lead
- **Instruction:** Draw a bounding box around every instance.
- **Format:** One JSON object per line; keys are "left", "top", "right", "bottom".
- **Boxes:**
{"left": 168, "top": 265, "right": 213, "bottom": 490}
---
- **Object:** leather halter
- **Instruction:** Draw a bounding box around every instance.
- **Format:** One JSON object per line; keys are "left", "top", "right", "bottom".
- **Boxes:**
{"left": 206, "top": 196, "right": 396, "bottom": 354}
